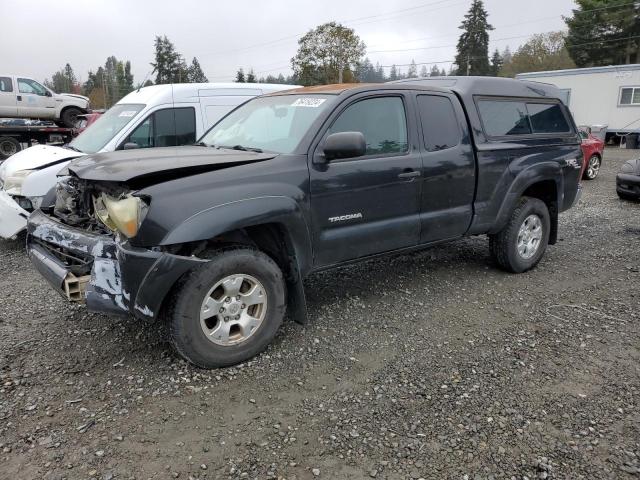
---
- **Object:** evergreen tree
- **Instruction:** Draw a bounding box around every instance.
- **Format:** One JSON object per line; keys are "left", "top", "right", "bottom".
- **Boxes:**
{"left": 407, "top": 59, "right": 418, "bottom": 78}
{"left": 356, "top": 57, "right": 378, "bottom": 82}
{"left": 454, "top": 0, "right": 493, "bottom": 75}
{"left": 246, "top": 68, "right": 257, "bottom": 83}
{"left": 374, "top": 62, "right": 385, "bottom": 82}
{"left": 389, "top": 64, "right": 398, "bottom": 81}
{"left": 124, "top": 61, "right": 134, "bottom": 91}
{"left": 441, "top": 68, "right": 447, "bottom": 76}
{"left": 490, "top": 48, "right": 503, "bottom": 76}
{"left": 502, "top": 46, "right": 513, "bottom": 65}
{"left": 235, "top": 68, "right": 246, "bottom": 83}
{"left": 188, "top": 57, "right": 208, "bottom": 82}
{"left": 116, "top": 62, "right": 127, "bottom": 98}
{"left": 45, "top": 63, "right": 78, "bottom": 93}
{"left": 151, "top": 35, "right": 182, "bottom": 84}
{"left": 430, "top": 65, "right": 441, "bottom": 77}
{"left": 420, "top": 65, "right": 428, "bottom": 77}
{"left": 566, "top": 0, "right": 640, "bottom": 66}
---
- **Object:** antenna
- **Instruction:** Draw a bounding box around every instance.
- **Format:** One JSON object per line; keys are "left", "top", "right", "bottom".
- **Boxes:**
{"left": 138, "top": 67, "right": 156, "bottom": 92}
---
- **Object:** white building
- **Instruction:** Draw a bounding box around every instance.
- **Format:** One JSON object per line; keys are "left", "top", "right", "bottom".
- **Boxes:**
{"left": 517, "top": 64, "right": 640, "bottom": 140}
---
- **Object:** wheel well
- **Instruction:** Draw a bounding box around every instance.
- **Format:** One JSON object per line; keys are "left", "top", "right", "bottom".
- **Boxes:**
{"left": 60, "top": 105, "right": 87, "bottom": 117}
{"left": 204, "top": 223, "right": 300, "bottom": 283}
{"left": 522, "top": 180, "right": 558, "bottom": 245}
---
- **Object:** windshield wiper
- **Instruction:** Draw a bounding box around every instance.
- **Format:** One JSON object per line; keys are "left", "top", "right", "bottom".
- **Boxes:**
{"left": 220, "top": 144, "right": 263, "bottom": 153}
{"left": 194, "top": 141, "right": 209, "bottom": 147}
{"left": 63, "top": 144, "right": 83, "bottom": 153}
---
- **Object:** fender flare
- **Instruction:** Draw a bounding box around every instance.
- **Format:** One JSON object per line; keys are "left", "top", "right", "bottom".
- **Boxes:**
{"left": 489, "top": 163, "right": 563, "bottom": 235}
{"left": 160, "top": 196, "right": 314, "bottom": 323}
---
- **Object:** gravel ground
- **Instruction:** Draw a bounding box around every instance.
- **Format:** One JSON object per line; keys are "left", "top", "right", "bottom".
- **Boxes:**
{"left": 1, "top": 148, "right": 639, "bottom": 480}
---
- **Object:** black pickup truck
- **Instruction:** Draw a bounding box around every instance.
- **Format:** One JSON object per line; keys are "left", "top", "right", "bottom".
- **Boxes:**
{"left": 27, "top": 77, "right": 583, "bottom": 368}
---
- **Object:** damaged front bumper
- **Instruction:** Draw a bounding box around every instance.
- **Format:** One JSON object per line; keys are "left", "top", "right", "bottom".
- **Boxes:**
{"left": 0, "top": 190, "right": 29, "bottom": 239}
{"left": 27, "top": 210, "right": 204, "bottom": 320}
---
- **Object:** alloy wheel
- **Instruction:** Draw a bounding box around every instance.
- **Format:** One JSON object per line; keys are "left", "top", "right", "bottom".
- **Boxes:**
{"left": 199, "top": 274, "right": 268, "bottom": 346}
{"left": 516, "top": 214, "right": 543, "bottom": 259}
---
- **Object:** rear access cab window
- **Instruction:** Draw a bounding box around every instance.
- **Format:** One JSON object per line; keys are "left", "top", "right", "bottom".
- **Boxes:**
{"left": 476, "top": 98, "right": 572, "bottom": 137}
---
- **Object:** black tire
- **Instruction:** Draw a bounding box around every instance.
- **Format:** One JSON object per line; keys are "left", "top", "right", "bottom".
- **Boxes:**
{"left": 166, "top": 247, "right": 286, "bottom": 368}
{"left": 617, "top": 190, "right": 639, "bottom": 202}
{"left": 59, "top": 107, "right": 82, "bottom": 128}
{"left": 0, "top": 136, "right": 21, "bottom": 160}
{"left": 582, "top": 154, "right": 601, "bottom": 180}
{"left": 489, "top": 196, "right": 551, "bottom": 273}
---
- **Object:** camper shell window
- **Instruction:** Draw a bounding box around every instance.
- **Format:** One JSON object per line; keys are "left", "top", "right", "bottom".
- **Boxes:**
{"left": 476, "top": 97, "right": 573, "bottom": 138}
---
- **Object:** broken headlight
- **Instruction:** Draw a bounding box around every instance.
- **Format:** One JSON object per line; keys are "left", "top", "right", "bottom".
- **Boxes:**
{"left": 93, "top": 193, "right": 148, "bottom": 238}
{"left": 3, "top": 169, "right": 33, "bottom": 196}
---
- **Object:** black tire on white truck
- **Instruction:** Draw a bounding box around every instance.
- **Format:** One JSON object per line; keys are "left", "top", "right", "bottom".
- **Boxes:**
{"left": 57, "top": 107, "right": 83, "bottom": 128}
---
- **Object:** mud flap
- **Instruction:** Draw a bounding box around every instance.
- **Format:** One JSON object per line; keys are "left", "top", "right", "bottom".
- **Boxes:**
{"left": 286, "top": 275, "right": 308, "bottom": 325}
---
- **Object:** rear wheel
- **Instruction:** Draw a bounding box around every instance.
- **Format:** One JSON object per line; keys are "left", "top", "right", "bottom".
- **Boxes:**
{"left": 0, "top": 136, "right": 21, "bottom": 160}
{"left": 490, "top": 197, "right": 550, "bottom": 273}
{"left": 166, "top": 247, "right": 286, "bottom": 368}
{"left": 583, "top": 154, "right": 601, "bottom": 180}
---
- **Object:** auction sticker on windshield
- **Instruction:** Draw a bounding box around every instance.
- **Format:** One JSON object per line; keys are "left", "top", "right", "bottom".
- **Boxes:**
{"left": 118, "top": 111, "right": 138, "bottom": 117}
{"left": 291, "top": 98, "right": 326, "bottom": 108}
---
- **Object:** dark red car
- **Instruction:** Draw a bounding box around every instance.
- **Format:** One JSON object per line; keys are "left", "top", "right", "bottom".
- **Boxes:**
{"left": 75, "top": 112, "right": 102, "bottom": 134}
{"left": 579, "top": 129, "right": 605, "bottom": 180}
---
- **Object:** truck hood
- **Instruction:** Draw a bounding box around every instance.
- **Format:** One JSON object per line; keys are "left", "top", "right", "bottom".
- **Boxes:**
{"left": 60, "top": 93, "right": 90, "bottom": 102}
{"left": 0, "top": 145, "right": 84, "bottom": 181}
{"left": 67, "top": 146, "right": 277, "bottom": 184}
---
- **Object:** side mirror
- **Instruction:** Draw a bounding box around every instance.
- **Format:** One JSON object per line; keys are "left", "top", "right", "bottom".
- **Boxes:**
{"left": 45, "top": 90, "right": 52, "bottom": 97}
{"left": 323, "top": 131, "right": 366, "bottom": 161}
{"left": 123, "top": 142, "right": 140, "bottom": 150}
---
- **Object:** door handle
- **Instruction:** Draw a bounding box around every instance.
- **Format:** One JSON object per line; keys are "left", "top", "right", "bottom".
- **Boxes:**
{"left": 17, "top": 95, "right": 22, "bottom": 101}
{"left": 398, "top": 170, "right": 420, "bottom": 179}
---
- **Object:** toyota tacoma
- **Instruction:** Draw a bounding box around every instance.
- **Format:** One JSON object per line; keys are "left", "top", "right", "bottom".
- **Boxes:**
{"left": 26, "top": 77, "right": 583, "bottom": 368}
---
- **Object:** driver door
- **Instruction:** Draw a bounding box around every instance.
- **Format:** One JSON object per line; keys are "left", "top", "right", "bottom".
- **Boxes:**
{"left": 17, "top": 78, "right": 55, "bottom": 118}
{"left": 309, "top": 93, "right": 422, "bottom": 267}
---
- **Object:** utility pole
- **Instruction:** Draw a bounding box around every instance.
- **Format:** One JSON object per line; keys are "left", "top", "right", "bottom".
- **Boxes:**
{"left": 102, "top": 71, "right": 108, "bottom": 109}
{"left": 337, "top": 36, "right": 343, "bottom": 83}
{"left": 466, "top": 55, "right": 471, "bottom": 76}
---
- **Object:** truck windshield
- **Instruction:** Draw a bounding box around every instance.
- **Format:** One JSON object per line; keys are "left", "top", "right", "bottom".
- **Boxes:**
{"left": 69, "top": 104, "right": 145, "bottom": 154}
{"left": 199, "top": 94, "right": 333, "bottom": 154}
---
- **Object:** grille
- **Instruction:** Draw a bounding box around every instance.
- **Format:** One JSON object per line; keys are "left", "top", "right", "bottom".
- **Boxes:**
{"left": 32, "top": 238, "right": 93, "bottom": 276}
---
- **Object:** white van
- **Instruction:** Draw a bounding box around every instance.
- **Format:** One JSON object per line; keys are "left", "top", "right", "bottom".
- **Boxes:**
{"left": 0, "top": 82, "right": 297, "bottom": 239}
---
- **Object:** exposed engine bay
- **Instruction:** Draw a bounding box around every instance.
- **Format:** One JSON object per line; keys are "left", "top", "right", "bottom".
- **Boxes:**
{"left": 53, "top": 175, "right": 147, "bottom": 238}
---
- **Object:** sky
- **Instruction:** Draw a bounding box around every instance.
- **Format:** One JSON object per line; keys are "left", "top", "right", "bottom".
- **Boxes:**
{"left": 0, "top": 0, "right": 577, "bottom": 87}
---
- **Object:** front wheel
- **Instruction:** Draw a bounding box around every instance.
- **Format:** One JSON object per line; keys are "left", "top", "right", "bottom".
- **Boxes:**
{"left": 166, "top": 247, "right": 286, "bottom": 368}
{"left": 583, "top": 154, "right": 601, "bottom": 180}
{"left": 58, "top": 107, "right": 82, "bottom": 128}
{"left": 490, "top": 197, "right": 550, "bottom": 273}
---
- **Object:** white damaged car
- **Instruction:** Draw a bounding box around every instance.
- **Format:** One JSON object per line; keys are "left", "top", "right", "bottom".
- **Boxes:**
{"left": 0, "top": 82, "right": 297, "bottom": 239}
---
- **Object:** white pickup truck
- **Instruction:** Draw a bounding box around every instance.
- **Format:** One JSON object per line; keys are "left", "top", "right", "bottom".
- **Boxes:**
{"left": 0, "top": 75, "right": 90, "bottom": 127}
